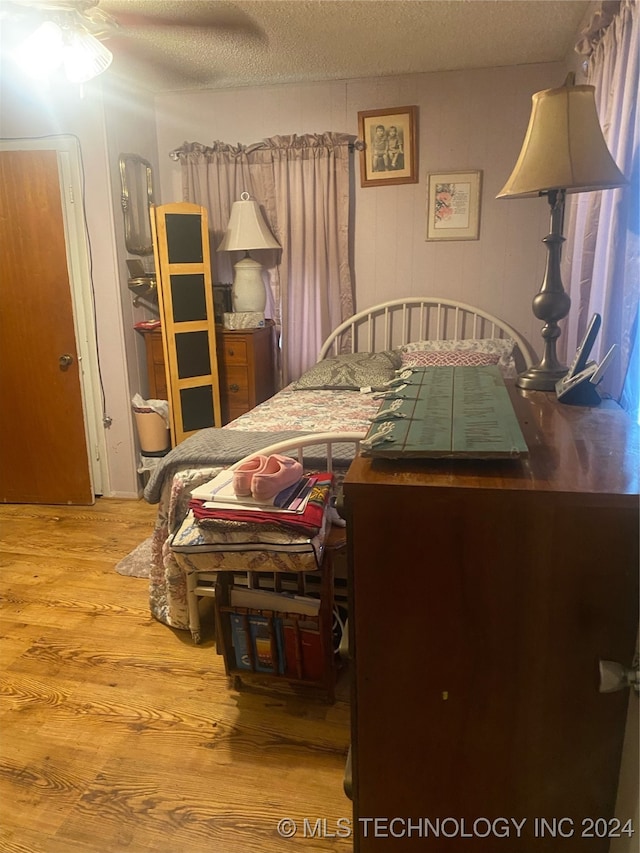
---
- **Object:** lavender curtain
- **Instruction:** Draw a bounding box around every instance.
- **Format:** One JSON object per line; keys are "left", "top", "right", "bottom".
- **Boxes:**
{"left": 561, "top": 0, "right": 639, "bottom": 401}
{"left": 170, "top": 133, "right": 355, "bottom": 385}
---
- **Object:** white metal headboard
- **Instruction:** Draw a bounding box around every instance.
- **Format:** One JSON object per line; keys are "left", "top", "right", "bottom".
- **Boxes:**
{"left": 318, "top": 297, "right": 535, "bottom": 370}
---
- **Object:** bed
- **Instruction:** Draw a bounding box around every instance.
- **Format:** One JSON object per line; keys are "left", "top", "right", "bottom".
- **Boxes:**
{"left": 144, "top": 297, "right": 536, "bottom": 635}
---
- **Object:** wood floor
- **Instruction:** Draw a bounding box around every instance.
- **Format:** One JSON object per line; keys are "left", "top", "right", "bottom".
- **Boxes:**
{"left": 0, "top": 498, "right": 352, "bottom": 853}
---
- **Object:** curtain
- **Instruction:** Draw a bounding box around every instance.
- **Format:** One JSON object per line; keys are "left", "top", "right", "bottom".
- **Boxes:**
{"left": 562, "top": 0, "right": 639, "bottom": 404}
{"left": 170, "top": 133, "right": 355, "bottom": 385}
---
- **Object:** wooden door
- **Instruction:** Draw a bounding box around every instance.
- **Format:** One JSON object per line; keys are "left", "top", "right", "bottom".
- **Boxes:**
{"left": 0, "top": 149, "right": 93, "bottom": 504}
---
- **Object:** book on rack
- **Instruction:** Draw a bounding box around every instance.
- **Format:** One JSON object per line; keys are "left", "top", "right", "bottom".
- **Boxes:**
{"left": 230, "top": 611, "right": 284, "bottom": 673}
{"left": 248, "top": 614, "right": 277, "bottom": 673}
{"left": 274, "top": 617, "right": 286, "bottom": 675}
{"left": 282, "top": 617, "right": 302, "bottom": 679}
{"left": 299, "top": 620, "right": 324, "bottom": 682}
{"left": 281, "top": 616, "right": 324, "bottom": 682}
{"left": 191, "top": 468, "right": 316, "bottom": 513}
{"left": 229, "top": 612, "right": 252, "bottom": 670}
{"left": 230, "top": 586, "right": 321, "bottom": 616}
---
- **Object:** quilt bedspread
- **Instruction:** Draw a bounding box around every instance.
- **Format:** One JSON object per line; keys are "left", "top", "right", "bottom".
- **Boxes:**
{"left": 225, "top": 386, "right": 380, "bottom": 433}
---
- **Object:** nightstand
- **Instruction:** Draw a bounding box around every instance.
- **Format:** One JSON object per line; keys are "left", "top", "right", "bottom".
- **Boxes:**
{"left": 216, "top": 324, "right": 275, "bottom": 424}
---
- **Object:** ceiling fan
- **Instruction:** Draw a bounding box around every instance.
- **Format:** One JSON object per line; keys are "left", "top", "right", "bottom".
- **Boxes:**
{"left": 1, "top": 0, "right": 265, "bottom": 87}
{"left": 1, "top": 0, "right": 115, "bottom": 34}
{"left": 1, "top": 0, "right": 118, "bottom": 82}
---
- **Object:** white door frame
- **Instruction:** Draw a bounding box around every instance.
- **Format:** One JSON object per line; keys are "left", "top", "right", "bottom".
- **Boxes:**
{"left": 0, "top": 135, "right": 108, "bottom": 495}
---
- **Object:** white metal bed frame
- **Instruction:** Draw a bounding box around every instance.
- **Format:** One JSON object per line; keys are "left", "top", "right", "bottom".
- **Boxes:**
{"left": 318, "top": 297, "right": 535, "bottom": 371}
{"left": 181, "top": 296, "right": 535, "bottom": 643}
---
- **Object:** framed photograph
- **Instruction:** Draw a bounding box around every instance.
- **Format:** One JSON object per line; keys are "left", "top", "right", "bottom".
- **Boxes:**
{"left": 358, "top": 106, "right": 418, "bottom": 187}
{"left": 426, "top": 171, "right": 482, "bottom": 241}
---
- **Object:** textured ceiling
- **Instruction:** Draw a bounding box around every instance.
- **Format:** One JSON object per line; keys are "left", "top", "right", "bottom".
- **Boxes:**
{"left": 5, "top": 0, "right": 593, "bottom": 93}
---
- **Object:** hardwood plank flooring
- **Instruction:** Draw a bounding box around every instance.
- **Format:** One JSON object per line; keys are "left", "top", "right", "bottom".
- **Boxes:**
{"left": 0, "top": 498, "right": 352, "bottom": 853}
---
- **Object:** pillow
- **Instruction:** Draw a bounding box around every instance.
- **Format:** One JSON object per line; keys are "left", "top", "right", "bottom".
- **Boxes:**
{"left": 401, "top": 350, "right": 500, "bottom": 368}
{"left": 399, "top": 338, "right": 517, "bottom": 377}
{"left": 291, "top": 351, "right": 401, "bottom": 391}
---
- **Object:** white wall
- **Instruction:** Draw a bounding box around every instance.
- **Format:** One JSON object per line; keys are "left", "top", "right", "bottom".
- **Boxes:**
{"left": 154, "top": 62, "right": 569, "bottom": 357}
{"left": 102, "top": 77, "right": 162, "bottom": 489}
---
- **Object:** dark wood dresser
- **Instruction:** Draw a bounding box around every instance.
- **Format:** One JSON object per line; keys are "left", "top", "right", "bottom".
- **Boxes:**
{"left": 138, "top": 325, "right": 275, "bottom": 424}
{"left": 343, "top": 387, "right": 639, "bottom": 851}
{"left": 216, "top": 324, "right": 275, "bottom": 424}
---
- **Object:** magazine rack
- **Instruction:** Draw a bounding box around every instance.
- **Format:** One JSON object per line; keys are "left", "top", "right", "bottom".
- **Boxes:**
{"left": 214, "top": 524, "right": 346, "bottom": 702}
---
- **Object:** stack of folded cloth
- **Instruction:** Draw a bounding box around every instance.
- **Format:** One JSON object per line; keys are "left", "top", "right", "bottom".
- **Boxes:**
{"left": 188, "top": 454, "right": 334, "bottom": 537}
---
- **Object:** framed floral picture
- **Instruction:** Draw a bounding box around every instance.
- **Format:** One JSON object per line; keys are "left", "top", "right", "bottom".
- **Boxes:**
{"left": 358, "top": 106, "right": 418, "bottom": 187}
{"left": 426, "top": 171, "right": 482, "bottom": 240}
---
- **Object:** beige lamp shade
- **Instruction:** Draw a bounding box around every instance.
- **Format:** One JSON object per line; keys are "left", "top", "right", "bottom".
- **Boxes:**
{"left": 497, "top": 74, "right": 626, "bottom": 198}
{"left": 217, "top": 192, "right": 280, "bottom": 251}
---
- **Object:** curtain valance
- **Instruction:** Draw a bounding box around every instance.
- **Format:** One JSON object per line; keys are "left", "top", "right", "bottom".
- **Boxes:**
{"left": 169, "top": 132, "right": 356, "bottom": 162}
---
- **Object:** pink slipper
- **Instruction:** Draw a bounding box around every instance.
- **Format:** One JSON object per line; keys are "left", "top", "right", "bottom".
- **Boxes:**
{"left": 232, "top": 454, "right": 269, "bottom": 496}
{"left": 251, "top": 454, "right": 304, "bottom": 502}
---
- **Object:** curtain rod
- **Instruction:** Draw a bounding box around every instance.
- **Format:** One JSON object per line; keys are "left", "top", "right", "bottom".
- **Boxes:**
{"left": 169, "top": 136, "right": 363, "bottom": 160}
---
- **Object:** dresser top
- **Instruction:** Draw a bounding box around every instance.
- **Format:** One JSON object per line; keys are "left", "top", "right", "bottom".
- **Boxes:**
{"left": 346, "top": 385, "right": 639, "bottom": 498}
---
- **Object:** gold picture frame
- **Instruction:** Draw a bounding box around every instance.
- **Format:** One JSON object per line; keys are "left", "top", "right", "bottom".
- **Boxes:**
{"left": 426, "top": 170, "right": 482, "bottom": 240}
{"left": 358, "top": 106, "right": 418, "bottom": 187}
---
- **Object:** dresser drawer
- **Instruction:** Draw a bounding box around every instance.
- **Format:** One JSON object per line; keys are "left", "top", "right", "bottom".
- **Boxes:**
{"left": 221, "top": 366, "right": 250, "bottom": 407}
{"left": 221, "top": 338, "right": 248, "bottom": 365}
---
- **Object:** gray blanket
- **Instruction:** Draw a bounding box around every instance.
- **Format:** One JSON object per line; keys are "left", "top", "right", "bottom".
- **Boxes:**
{"left": 143, "top": 428, "right": 355, "bottom": 504}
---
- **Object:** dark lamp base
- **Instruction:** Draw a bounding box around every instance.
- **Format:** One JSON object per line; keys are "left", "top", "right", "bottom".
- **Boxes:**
{"left": 516, "top": 364, "right": 568, "bottom": 392}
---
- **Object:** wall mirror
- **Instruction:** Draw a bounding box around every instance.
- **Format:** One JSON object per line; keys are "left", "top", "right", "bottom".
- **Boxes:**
{"left": 119, "top": 153, "right": 155, "bottom": 256}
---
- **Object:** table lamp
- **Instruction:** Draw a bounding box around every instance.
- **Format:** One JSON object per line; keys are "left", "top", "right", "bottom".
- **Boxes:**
{"left": 216, "top": 192, "right": 280, "bottom": 313}
{"left": 497, "top": 73, "right": 626, "bottom": 391}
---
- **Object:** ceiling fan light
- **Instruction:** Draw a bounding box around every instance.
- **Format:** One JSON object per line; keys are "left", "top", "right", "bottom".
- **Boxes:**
{"left": 12, "top": 21, "right": 64, "bottom": 79}
{"left": 62, "top": 29, "right": 112, "bottom": 83}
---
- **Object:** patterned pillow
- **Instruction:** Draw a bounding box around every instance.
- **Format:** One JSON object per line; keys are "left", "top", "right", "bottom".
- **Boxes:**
{"left": 399, "top": 338, "right": 517, "bottom": 377}
{"left": 401, "top": 350, "right": 500, "bottom": 367}
{"left": 291, "top": 351, "right": 401, "bottom": 390}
